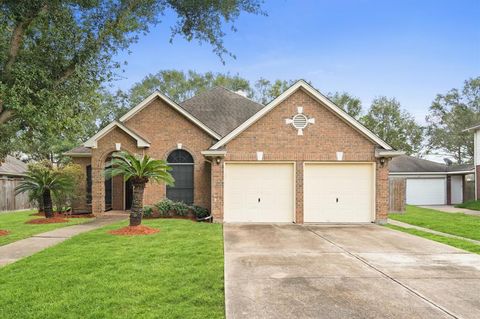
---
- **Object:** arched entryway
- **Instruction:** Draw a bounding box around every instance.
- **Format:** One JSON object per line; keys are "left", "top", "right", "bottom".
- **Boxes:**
{"left": 104, "top": 154, "right": 133, "bottom": 211}
{"left": 166, "top": 149, "right": 194, "bottom": 204}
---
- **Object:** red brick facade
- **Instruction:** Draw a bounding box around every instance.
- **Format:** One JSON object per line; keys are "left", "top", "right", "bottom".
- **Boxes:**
{"left": 72, "top": 87, "right": 390, "bottom": 224}
{"left": 210, "top": 88, "right": 388, "bottom": 223}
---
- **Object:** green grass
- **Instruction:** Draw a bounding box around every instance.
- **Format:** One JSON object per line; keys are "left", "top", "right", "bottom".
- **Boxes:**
{"left": 455, "top": 200, "right": 480, "bottom": 211}
{"left": 386, "top": 224, "right": 480, "bottom": 254}
{"left": 0, "top": 210, "right": 92, "bottom": 246}
{"left": 389, "top": 205, "right": 480, "bottom": 241}
{"left": 0, "top": 219, "right": 224, "bottom": 319}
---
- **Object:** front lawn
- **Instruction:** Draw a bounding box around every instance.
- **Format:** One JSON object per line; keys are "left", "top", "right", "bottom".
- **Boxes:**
{"left": 0, "top": 219, "right": 224, "bottom": 319}
{"left": 455, "top": 200, "right": 480, "bottom": 211}
{"left": 389, "top": 205, "right": 480, "bottom": 241}
{"left": 386, "top": 224, "right": 480, "bottom": 255}
{"left": 0, "top": 210, "right": 92, "bottom": 246}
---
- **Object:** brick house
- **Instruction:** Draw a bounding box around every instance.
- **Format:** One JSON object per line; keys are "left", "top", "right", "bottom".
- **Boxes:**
{"left": 65, "top": 80, "right": 402, "bottom": 223}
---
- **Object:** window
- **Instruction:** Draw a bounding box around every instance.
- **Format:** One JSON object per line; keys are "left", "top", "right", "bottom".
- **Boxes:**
{"left": 166, "top": 150, "right": 194, "bottom": 204}
{"left": 86, "top": 165, "right": 92, "bottom": 205}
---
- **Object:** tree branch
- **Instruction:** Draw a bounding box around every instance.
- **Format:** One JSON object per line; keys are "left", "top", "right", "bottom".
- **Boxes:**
{"left": 0, "top": 109, "right": 14, "bottom": 125}
{"left": 55, "top": 0, "right": 141, "bottom": 86}
{"left": 2, "top": 4, "right": 48, "bottom": 82}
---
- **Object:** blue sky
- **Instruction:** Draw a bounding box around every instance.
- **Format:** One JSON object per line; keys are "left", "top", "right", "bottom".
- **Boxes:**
{"left": 114, "top": 0, "right": 480, "bottom": 123}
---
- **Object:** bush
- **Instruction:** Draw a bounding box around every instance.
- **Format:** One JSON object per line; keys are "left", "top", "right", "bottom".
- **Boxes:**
{"left": 154, "top": 199, "right": 209, "bottom": 218}
{"left": 155, "top": 199, "right": 175, "bottom": 217}
{"left": 191, "top": 205, "right": 210, "bottom": 219}
{"left": 143, "top": 205, "right": 153, "bottom": 217}
{"left": 171, "top": 201, "right": 191, "bottom": 216}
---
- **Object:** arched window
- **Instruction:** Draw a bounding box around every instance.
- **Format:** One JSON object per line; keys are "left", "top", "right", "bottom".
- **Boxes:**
{"left": 166, "top": 150, "right": 194, "bottom": 204}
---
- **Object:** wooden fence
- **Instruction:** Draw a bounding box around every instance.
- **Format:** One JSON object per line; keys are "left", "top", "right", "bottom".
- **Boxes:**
{"left": 389, "top": 177, "right": 406, "bottom": 213}
{"left": 0, "top": 177, "right": 33, "bottom": 212}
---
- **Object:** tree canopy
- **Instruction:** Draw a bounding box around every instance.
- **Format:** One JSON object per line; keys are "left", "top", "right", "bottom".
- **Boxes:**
{"left": 426, "top": 77, "right": 480, "bottom": 163}
{"left": 0, "top": 0, "right": 264, "bottom": 160}
{"left": 327, "top": 92, "right": 363, "bottom": 119}
{"left": 362, "top": 97, "right": 424, "bottom": 155}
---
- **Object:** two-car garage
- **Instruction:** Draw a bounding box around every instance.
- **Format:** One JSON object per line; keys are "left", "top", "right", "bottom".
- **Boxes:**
{"left": 223, "top": 162, "right": 375, "bottom": 223}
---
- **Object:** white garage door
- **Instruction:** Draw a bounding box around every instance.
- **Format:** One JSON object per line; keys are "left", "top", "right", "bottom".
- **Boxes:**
{"left": 224, "top": 163, "right": 294, "bottom": 222}
{"left": 304, "top": 163, "right": 374, "bottom": 223}
{"left": 406, "top": 178, "right": 446, "bottom": 205}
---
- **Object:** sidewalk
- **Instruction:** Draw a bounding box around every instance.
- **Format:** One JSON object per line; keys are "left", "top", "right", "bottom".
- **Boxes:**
{"left": 389, "top": 219, "right": 480, "bottom": 245}
{"left": 420, "top": 205, "right": 480, "bottom": 216}
{"left": 0, "top": 214, "right": 127, "bottom": 267}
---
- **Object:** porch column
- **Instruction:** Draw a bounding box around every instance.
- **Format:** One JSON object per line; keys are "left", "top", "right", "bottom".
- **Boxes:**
{"left": 210, "top": 159, "right": 224, "bottom": 222}
{"left": 91, "top": 165, "right": 105, "bottom": 214}
{"left": 375, "top": 158, "right": 390, "bottom": 224}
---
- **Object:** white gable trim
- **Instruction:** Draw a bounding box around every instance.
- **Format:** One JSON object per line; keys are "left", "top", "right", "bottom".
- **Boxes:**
{"left": 210, "top": 80, "right": 393, "bottom": 150}
{"left": 119, "top": 91, "right": 222, "bottom": 140}
{"left": 83, "top": 121, "right": 150, "bottom": 148}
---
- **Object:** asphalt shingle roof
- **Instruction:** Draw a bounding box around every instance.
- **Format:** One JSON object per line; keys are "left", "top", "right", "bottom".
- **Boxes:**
{"left": 64, "top": 146, "right": 91, "bottom": 155}
{"left": 389, "top": 155, "right": 474, "bottom": 173}
{"left": 179, "top": 87, "right": 264, "bottom": 137}
{"left": 0, "top": 156, "right": 28, "bottom": 176}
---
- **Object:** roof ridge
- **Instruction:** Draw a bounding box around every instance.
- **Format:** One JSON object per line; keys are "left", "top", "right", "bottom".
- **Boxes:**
{"left": 216, "top": 86, "right": 265, "bottom": 107}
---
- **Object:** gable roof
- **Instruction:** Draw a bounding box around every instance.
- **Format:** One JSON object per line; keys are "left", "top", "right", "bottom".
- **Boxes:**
{"left": 119, "top": 91, "right": 222, "bottom": 140}
{"left": 180, "top": 87, "right": 264, "bottom": 137}
{"left": 210, "top": 80, "right": 393, "bottom": 150}
{"left": 0, "top": 156, "right": 28, "bottom": 177}
{"left": 83, "top": 121, "right": 151, "bottom": 148}
{"left": 389, "top": 155, "right": 474, "bottom": 174}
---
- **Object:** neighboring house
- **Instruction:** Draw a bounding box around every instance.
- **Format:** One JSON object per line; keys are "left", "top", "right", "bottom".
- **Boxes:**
{"left": 0, "top": 156, "right": 32, "bottom": 212}
{"left": 465, "top": 123, "right": 480, "bottom": 200}
{"left": 65, "top": 80, "right": 403, "bottom": 224}
{"left": 389, "top": 155, "right": 474, "bottom": 208}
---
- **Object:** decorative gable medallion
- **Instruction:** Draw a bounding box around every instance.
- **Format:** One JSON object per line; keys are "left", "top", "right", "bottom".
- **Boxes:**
{"left": 285, "top": 107, "right": 315, "bottom": 135}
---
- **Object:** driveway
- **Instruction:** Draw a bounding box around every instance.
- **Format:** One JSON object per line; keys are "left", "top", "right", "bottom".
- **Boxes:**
{"left": 224, "top": 224, "right": 480, "bottom": 319}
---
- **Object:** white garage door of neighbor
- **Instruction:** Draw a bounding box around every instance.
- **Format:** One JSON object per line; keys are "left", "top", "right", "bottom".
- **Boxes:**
{"left": 224, "top": 163, "right": 294, "bottom": 223}
{"left": 406, "top": 178, "right": 446, "bottom": 205}
{"left": 304, "top": 163, "right": 374, "bottom": 223}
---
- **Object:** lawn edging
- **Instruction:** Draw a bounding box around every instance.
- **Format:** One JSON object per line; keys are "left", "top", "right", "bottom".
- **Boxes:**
{"left": 385, "top": 224, "right": 480, "bottom": 254}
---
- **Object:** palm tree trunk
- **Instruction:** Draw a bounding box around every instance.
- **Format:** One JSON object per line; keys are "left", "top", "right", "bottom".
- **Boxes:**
{"left": 130, "top": 182, "right": 145, "bottom": 226}
{"left": 43, "top": 189, "right": 53, "bottom": 218}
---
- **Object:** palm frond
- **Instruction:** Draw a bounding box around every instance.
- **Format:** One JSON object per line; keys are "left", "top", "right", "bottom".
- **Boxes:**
{"left": 104, "top": 151, "right": 174, "bottom": 186}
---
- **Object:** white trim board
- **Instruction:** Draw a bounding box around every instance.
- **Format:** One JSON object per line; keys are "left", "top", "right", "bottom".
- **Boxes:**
{"left": 83, "top": 121, "right": 150, "bottom": 148}
{"left": 210, "top": 80, "right": 393, "bottom": 150}
{"left": 119, "top": 91, "right": 221, "bottom": 140}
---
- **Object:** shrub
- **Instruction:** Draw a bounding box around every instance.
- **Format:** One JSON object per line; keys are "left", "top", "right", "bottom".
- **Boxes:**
{"left": 171, "top": 201, "right": 191, "bottom": 216}
{"left": 191, "top": 205, "right": 210, "bottom": 219}
{"left": 143, "top": 205, "right": 153, "bottom": 217}
{"left": 155, "top": 199, "right": 175, "bottom": 217}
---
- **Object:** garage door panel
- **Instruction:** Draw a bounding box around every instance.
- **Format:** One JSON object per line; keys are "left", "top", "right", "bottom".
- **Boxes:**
{"left": 224, "top": 163, "right": 294, "bottom": 223}
{"left": 304, "top": 163, "right": 374, "bottom": 223}
{"left": 406, "top": 178, "right": 446, "bottom": 205}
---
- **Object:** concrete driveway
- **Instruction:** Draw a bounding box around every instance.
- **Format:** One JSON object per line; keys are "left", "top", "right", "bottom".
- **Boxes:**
{"left": 224, "top": 224, "right": 480, "bottom": 319}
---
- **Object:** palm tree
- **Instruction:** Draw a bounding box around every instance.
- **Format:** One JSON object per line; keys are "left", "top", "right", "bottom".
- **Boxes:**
{"left": 16, "top": 166, "right": 74, "bottom": 218}
{"left": 105, "top": 151, "right": 174, "bottom": 226}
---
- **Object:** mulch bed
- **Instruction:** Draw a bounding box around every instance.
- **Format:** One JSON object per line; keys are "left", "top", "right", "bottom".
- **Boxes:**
{"left": 30, "top": 212, "right": 95, "bottom": 218}
{"left": 108, "top": 225, "right": 160, "bottom": 236}
{"left": 26, "top": 217, "right": 70, "bottom": 224}
{"left": 144, "top": 215, "right": 195, "bottom": 221}
{"left": 0, "top": 230, "right": 10, "bottom": 236}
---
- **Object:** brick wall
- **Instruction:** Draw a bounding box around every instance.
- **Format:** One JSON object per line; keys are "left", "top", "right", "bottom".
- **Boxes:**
{"left": 71, "top": 157, "right": 92, "bottom": 213}
{"left": 213, "top": 88, "right": 388, "bottom": 223}
{"left": 82, "top": 97, "right": 216, "bottom": 214}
